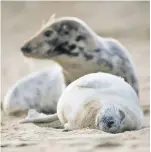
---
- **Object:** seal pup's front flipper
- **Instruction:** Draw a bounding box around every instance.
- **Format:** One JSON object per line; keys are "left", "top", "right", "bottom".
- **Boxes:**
{"left": 20, "top": 109, "right": 58, "bottom": 123}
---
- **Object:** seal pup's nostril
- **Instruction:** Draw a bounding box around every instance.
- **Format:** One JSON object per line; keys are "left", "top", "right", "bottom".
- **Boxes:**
{"left": 106, "top": 120, "right": 114, "bottom": 128}
{"left": 101, "top": 116, "right": 115, "bottom": 128}
{"left": 21, "top": 45, "right": 31, "bottom": 53}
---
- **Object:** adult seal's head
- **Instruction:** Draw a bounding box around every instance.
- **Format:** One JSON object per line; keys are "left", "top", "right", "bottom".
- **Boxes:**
{"left": 21, "top": 15, "right": 97, "bottom": 59}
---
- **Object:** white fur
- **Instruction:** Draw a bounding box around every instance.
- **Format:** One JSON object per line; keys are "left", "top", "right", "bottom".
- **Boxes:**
{"left": 3, "top": 64, "right": 66, "bottom": 115}
{"left": 57, "top": 72, "right": 143, "bottom": 132}
{"left": 21, "top": 72, "right": 143, "bottom": 133}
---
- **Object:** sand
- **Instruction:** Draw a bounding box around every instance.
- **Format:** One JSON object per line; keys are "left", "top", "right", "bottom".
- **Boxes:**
{"left": 1, "top": 106, "right": 150, "bottom": 152}
{"left": 1, "top": 1, "right": 150, "bottom": 152}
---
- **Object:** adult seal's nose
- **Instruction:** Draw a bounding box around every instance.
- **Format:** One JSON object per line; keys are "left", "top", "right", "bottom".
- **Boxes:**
{"left": 21, "top": 45, "right": 31, "bottom": 53}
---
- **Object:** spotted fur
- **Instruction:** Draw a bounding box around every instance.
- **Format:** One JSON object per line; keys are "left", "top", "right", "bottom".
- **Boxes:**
{"left": 21, "top": 16, "right": 139, "bottom": 95}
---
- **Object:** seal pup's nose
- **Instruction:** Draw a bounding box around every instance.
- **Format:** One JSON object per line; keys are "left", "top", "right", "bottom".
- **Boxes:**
{"left": 106, "top": 120, "right": 114, "bottom": 128}
{"left": 101, "top": 116, "right": 115, "bottom": 128}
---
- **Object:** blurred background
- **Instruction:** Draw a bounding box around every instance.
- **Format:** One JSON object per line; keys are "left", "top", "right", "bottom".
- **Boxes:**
{"left": 1, "top": 1, "right": 150, "bottom": 105}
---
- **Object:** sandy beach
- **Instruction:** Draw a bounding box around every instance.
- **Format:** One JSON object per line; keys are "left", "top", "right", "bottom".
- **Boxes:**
{"left": 1, "top": 1, "right": 150, "bottom": 152}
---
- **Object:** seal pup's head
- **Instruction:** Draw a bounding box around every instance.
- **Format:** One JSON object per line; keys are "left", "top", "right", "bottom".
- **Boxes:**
{"left": 21, "top": 15, "right": 98, "bottom": 61}
{"left": 96, "top": 105, "right": 126, "bottom": 133}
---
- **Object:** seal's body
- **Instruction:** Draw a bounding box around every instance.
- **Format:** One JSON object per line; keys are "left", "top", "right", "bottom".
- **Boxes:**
{"left": 3, "top": 64, "right": 66, "bottom": 115}
{"left": 21, "top": 16, "right": 139, "bottom": 95}
{"left": 57, "top": 72, "right": 143, "bottom": 133}
{"left": 22, "top": 73, "right": 143, "bottom": 133}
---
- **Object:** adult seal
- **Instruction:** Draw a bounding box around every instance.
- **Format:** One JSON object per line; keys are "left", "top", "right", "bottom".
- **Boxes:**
{"left": 21, "top": 15, "right": 139, "bottom": 96}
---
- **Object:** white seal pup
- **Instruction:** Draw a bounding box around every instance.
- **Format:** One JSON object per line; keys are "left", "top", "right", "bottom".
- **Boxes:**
{"left": 3, "top": 64, "right": 66, "bottom": 115}
{"left": 21, "top": 72, "right": 143, "bottom": 133}
{"left": 20, "top": 16, "right": 139, "bottom": 96}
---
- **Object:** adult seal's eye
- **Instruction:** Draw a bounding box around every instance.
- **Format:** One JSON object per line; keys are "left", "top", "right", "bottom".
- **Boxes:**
{"left": 44, "top": 30, "right": 53, "bottom": 37}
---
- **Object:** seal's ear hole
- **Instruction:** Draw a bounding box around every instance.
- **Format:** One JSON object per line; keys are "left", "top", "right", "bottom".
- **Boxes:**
{"left": 61, "top": 24, "right": 69, "bottom": 35}
{"left": 119, "top": 110, "right": 125, "bottom": 121}
{"left": 62, "top": 25, "right": 68, "bottom": 30}
{"left": 44, "top": 30, "right": 53, "bottom": 37}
